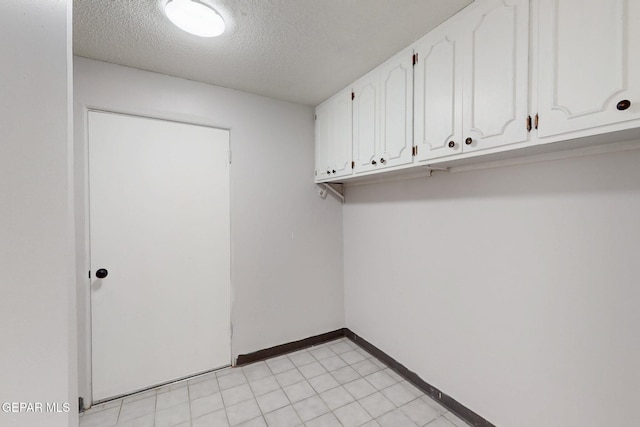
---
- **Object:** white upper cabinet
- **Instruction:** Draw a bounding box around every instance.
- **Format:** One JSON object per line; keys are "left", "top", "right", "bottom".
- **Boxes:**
{"left": 415, "top": 0, "right": 530, "bottom": 162}
{"left": 314, "top": 87, "right": 353, "bottom": 181}
{"left": 414, "top": 19, "right": 464, "bottom": 160}
{"left": 353, "top": 48, "right": 414, "bottom": 174}
{"left": 315, "top": 100, "right": 330, "bottom": 181}
{"left": 378, "top": 50, "right": 414, "bottom": 169}
{"left": 462, "top": 0, "right": 530, "bottom": 152}
{"left": 537, "top": 0, "right": 640, "bottom": 138}
{"left": 316, "top": 0, "right": 640, "bottom": 183}
{"left": 353, "top": 70, "right": 378, "bottom": 174}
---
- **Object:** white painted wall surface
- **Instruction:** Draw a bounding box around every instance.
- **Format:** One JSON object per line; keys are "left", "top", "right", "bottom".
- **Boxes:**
{"left": 344, "top": 149, "right": 640, "bottom": 427}
{"left": 0, "top": 1, "right": 77, "bottom": 426}
{"left": 74, "top": 58, "right": 345, "bottom": 402}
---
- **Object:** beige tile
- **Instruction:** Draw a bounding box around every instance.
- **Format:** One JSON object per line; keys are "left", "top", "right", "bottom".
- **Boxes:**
{"left": 333, "top": 401, "right": 372, "bottom": 427}
{"left": 118, "top": 396, "right": 156, "bottom": 423}
{"left": 190, "top": 392, "right": 224, "bottom": 419}
{"left": 222, "top": 383, "right": 255, "bottom": 407}
{"left": 399, "top": 398, "right": 440, "bottom": 426}
{"left": 154, "top": 402, "right": 190, "bottom": 427}
{"left": 249, "top": 375, "right": 281, "bottom": 396}
{"left": 282, "top": 380, "right": 315, "bottom": 403}
{"left": 380, "top": 383, "right": 416, "bottom": 407}
{"left": 156, "top": 386, "right": 188, "bottom": 411}
{"left": 359, "top": 392, "right": 395, "bottom": 419}
{"left": 292, "top": 395, "right": 330, "bottom": 422}
{"left": 192, "top": 408, "right": 229, "bottom": 427}
{"left": 263, "top": 405, "right": 302, "bottom": 427}
{"left": 226, "top": 399, "right": 261, "bottom": 426}
{"left": 309, "top": 373, "right": 340, "bottom": 394}
{"left": 319, "top": 385, "right": 354, "bottom": 410}
{"left": 256, "top": 389, "right": 289, "bottom": 414}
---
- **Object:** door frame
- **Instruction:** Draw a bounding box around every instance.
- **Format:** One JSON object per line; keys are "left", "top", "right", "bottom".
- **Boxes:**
{"left": 76, "top": 106, "right": 233, "bottom": 407}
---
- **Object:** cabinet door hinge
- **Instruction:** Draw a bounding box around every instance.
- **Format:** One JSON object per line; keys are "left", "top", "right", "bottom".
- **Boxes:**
{"left": 412, "top": 146, "right": 418, "bottom": 156}
{"left": 526, "top": 115, "right": 532, "bottom": 132}
{"left": 351, "top": 91, "right": 355, "bottom": 101}
{"left": 412, "top": 53, "right": 418, "bottom": 66}
{"left": 351, "top": 161, "right": 355, "bottom": 169}
{"left": 534, "top": 113, "right": 539, "bottom": 130}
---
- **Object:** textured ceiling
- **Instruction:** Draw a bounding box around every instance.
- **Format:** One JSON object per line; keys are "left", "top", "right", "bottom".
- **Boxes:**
{"left": 73, "top": 0, "right": 473, "bottom": 106}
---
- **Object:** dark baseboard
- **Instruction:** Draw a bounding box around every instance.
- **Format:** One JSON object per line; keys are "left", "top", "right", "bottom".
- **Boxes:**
{"left": 235, "top": 327, "right": 494, "bottom": 427}
{"left": 235, "top": 328, "right": 347, "bottom": 366}
{"left": 344, "top": 329, "right": 495, "bottom": 427}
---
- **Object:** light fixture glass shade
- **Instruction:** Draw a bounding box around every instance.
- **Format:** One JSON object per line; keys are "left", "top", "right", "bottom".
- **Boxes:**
{"left": 165, "top": 0, "right": 225, "bottom": 37}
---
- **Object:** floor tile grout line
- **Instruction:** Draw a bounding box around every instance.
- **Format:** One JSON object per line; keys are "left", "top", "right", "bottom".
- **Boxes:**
{"left": 237, "top": 361, "right": 271, "bottom": 426}
{"left": 185, "top": 376, "right": 192, "bottom": 427}
{"left": 115, "top": 396, "right": 124, "bottom": 425}
{"left": 286, "top": 361, "right": 314, "bottom": 425}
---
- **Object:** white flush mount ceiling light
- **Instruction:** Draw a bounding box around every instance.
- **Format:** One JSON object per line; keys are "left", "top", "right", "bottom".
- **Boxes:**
{"left": 164, "top": 0, "right": 225, "bottom": 37}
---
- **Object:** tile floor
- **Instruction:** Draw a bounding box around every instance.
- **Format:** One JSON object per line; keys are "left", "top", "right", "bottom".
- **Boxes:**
{"left": 79, "top": 338, "right": 469, "bottom": 427}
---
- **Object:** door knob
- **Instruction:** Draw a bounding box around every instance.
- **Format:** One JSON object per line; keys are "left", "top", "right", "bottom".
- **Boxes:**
{"left": 617, "top": 100, "right": 631, "bottom": 111}
{"left": 95, "top": 269, "right": 109, "bottom": 279}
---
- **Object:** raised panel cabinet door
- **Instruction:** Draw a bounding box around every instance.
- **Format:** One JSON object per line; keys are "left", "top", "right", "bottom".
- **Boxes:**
{"left": 379, "top": 49, "right": 414, "bottom": 168}
{"left": 537, "top": 0, "right": 640, "bottom": 137}
{"left": 462, "top": 0, "right": 530, "bottom": 152}
{"left": 414, "top": 20, "right": 464, "bottom": 161}
{"left": 353, "top": 71, "right": 379, "bottom": 174}
{"left": 314, "top": 101, "right": 331, "bottom": 181}
{"left": 329, "top": 88, "right": 354, "bottom": 178}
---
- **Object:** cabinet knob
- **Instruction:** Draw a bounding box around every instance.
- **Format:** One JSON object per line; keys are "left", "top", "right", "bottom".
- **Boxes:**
{"left": 617, "top": 99, "right": 631, "bottom": 111}
{"left": 326, "top": 170, "right": 331, "bottom": 175}
{"left": 371, "top": 160, "right": 377, "bottom": 165}
{"left": 380, "top": 158, "right": 386, "bottom": 164}
{"left": 332, "top": 170, "right": 336, "bottom": 174}
{"left": 448, "top": 141, "right": 455, "bottom": 148}
{"left": 95, "top": 268, "right": 108, "bottom": 279}
{"left": 465, "top": 137, "right": 473, "bottom": 145}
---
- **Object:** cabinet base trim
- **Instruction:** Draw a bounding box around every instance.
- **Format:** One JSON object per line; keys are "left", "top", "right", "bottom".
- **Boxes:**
{"left": 235, "top": 329, "right": 347, "bottom": 366}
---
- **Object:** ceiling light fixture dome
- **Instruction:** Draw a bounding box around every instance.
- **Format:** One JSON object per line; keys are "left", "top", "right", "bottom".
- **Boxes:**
{"left": 164, "top": 0, "right": 225, "bottom": 37}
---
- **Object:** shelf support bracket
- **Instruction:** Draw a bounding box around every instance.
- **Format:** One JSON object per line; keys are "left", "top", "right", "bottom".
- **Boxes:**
{"left": 317, "top": 183, "right": 344, "bottom": 203}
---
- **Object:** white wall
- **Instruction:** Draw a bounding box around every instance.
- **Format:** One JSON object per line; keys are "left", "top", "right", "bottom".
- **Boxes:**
{"left": 0, "top": 1, "right": 77, "bottom": 426}
{"left": 344, "top": 149, "right": 640, "bottom": 427}
{"left": 74, "top": 58, "right": 345, "bottom": 402}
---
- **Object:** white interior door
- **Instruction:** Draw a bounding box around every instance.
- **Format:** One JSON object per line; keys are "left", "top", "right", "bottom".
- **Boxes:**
{"left": 88, "top": 111, "right": 231, "bottom": 402}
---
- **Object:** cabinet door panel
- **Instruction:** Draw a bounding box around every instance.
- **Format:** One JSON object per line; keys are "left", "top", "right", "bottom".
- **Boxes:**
{"left": 314, "top": 88, "right": 352, "bottom": 182}
{"left": 415, "top": 24, "right": 463, "bottom": 161}
{"left": 538, "top": 0, "right": 640, "bottom": 137}
{"left": 330, "top": 90, "right": 353, "bottom": 177}
{"left": 353, "top": 74, "right": 378, "bottom": 174}
{"left": 379, "top": 52, "right": 414, "bottom": 168}
{"left": 463, "top": 0, "right": 529, "bottom": 151}
{"left": 314, "top": 102, "right": 331, "bottom": 180}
